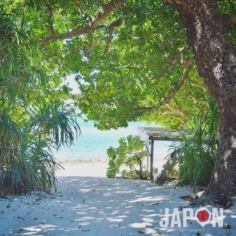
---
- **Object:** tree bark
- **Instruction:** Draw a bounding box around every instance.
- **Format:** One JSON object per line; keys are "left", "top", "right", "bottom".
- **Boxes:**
{"left": 171, "top": 0, "right": 236, "bottom": 204}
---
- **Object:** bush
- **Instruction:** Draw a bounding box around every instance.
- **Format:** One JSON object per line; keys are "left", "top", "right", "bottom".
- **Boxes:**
{"left": 169, "top": 96, "right": 218, "bottom": 193}
{"left": 106, "top": 135, "right": 155, "bottom": 179}
{"left": 0, "top": 105, "right": 80, "bottom": 194}
{"left": 0, "top": 11, "right": 80, "bottom": 195}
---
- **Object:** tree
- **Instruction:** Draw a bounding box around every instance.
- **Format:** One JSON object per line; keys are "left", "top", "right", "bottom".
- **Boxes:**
{"left": 3, "top": 0, "right": 236, "bottom": 203}
{"left": 0, "top": 8, "right": 80, "bottom": 193}
{"left": 168, "top": 0, "right": 236, "bottom": 205}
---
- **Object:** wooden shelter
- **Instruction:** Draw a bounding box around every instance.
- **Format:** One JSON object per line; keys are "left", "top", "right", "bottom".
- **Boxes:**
{"left": 137, "top": 127, "right": 189, "bottom": 180}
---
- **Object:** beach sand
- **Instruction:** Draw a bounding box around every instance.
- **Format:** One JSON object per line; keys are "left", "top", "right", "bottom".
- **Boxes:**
{"left": 0, "top": 160, "right": 235, "bottom": 235}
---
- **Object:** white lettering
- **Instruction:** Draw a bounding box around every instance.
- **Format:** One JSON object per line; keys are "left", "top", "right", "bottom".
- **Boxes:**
{"left": 159, "top": 208, "right": 169, "bottom": 228}
{"left": 170, "top": 208, "right": 181, "bottom": 227}
{"left": 183, "top": 208, "right": 194, "bottom": 227}
{"left": 212, "top": 208, "right": 224, "bottom": 227}
{"left": 159, "top": 208, "right": 170, "bottom": 228}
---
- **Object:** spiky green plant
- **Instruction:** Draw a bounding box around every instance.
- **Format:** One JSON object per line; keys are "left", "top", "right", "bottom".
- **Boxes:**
{"left": 0, "top": 9, "right": 80, "bottom": 194}
{"left": 1, "top": 104, "right": 80, "bottom": 194}
{"left": 9, "top": 135, "right": 62, "bottom": 193}
{"left": 28, "top": 100, "right": 81, "bottom": 149}
{"left": 169, "top": 95, "right": 219, "bottom": 193}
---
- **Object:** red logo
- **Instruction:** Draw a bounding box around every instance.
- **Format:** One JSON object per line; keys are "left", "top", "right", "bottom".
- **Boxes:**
{"left": 197, "top": 209, "right": 210, "bottom": 222}
{"left": 195, "top": 207, "right": 211, "bottom": 227}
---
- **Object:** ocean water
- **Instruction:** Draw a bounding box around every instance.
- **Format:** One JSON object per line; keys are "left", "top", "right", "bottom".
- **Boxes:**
{"left": 54, "top": 119, "right": 172, "bottom": 162}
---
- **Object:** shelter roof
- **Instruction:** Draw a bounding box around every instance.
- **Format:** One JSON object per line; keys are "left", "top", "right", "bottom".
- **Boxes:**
{"left": 137, "top": 127, "right": 188, "bottom": 141}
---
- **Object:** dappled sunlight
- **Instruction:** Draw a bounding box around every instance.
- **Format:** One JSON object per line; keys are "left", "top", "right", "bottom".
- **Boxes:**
{"left": 1, "top": 176, "right": 234, "bottom": 235}
{"left": 106, "top": 217, "right": 124, "bottom": 222}
{"left": 142, "top": 217, "right": 155, "bottom": 223}
{"left": 129, "top": 195, "right": 166, "bottom": 203}
{"left": 76, "top": 216, "right": 95, "bottom": 221}
{"left": 142, "top": 210, "right": 156, "bottom": 214}
{"left": 129, "top": 222, "right": 153, "bottom": 228}
{"left": 223, "top": 150, "right": 231, "bottom": 161}
{"left": 111, "top": 210, "right": 119, "bottom": 215}
{"left": 231, "top": 136, "right": 236, "bottom": 148}
{"left": 21, "top": 225, "right": 57, "bottom": 235}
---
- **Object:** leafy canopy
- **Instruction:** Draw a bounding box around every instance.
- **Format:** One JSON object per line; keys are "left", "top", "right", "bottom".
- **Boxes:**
{"left": 0, "top": 0, "right": 213, "bottom": 130}
{"left": 2, "top": 0, "right": 236, "bottom": 132}
{"left": 2, "top": 0, "right": 236, "bottom": 193}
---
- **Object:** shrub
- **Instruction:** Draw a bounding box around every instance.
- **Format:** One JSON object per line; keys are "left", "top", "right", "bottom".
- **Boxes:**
{"left": 0, "top": 11, "right": 80, "bottom": 195}
{"left": 0, "top": 105, "right": 80, "bottom": 194}
{"left": 106, "top": 135, "right": 152, "bottom": 179}
{"left": 169, "top": 95, "right": 219, "bottom": 193}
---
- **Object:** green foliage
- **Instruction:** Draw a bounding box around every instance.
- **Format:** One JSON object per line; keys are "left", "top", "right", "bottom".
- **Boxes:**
{"left": 106, "top": 135, "right": 149, "bottom": 179}
{"left": 0, "top": 0, "right": 235, "bottom": 132}
{"left": 4, "top": 135, "right": 61, "bottom": 193}
{"left": 29, "top": 100, "right": 81, "bottom": 149}
{"left": 76, "top": 1, "right": 194, "bottom": 129}
{"left": 0, "top": 103, "right": 80, "bottom": 193}
{"left": 0, "top": 8, "right": 80, "bottom": 194}
{"left": 218, "top": 0, "right": 236, "bottom": 47}
{"left": 1, "top": 0, "right": 235, "bottom": 194}
{"left": 169, "top": 95, "right": 219, "bottom": 193}
{"left": 72, "top": 0, "right": 212, "bottom": 130}
{"left": 2, "top": 0, "right": 210, "bottom": 130}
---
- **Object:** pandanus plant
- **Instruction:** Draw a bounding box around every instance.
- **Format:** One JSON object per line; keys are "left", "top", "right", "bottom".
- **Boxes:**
{"left": 0, "top": 10, "right": 80, "bottom": 194}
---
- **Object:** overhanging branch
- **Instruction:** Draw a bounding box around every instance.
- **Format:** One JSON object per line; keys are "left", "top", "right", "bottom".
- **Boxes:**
{"left": 103, "top": 17, "right": 123, "bottom": 54}
{"left": 164, "top": 104, "right": 189, "bottom": 118}
{"left": 137, "top": 58, "right": 195, "bottom": 112}
{"left": 149, "top": 47, "right": 187, "bottom": 82}
{"left": 40, "top": 0, "right": 126, "bottom": 47}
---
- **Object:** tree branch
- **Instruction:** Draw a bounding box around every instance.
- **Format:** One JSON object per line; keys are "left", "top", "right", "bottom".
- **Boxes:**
{"left": 159, "top": 109, "right": 182, "bottom": 118}
{"left": 137, "top": 58, "right": 195, "bottom": 112}
{"left": 223, "top": 14, "right": 236, "bottom": 28}
{"left": 40, "top": 0, "right": 126, "bottom": 47}
{"left": 189, "top": 81, "right": 208, "bottom": 92}
{"left": 46, "top": 4, "right": 55, "bottom": 34}
{"left": 103, "top": 17, "right": 123, "bottom": 54}
{"left": 165, "top": 1, "right": 236, "bottom": 28}
{"left": 164, "top": 104, "right": 189, "bottom": 118}
{"left": 163, "top": 0, "right": 182, "bottom": 5}
{"left": 149, "top": 47, "right": 187, "bottom": 82}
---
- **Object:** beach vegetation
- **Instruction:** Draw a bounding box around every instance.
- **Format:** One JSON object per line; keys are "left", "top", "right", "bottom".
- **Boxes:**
{"left": 0, "top": 10, "right": 80, "bottom": 194}
{"left": 1, "top": 0, "right": 236, "bottom": 204}
{"left": 168, "top": 95, "right": 219, "bottom": 193}
{"left": 106, "top": 135, "right": 155, "bottom": 179}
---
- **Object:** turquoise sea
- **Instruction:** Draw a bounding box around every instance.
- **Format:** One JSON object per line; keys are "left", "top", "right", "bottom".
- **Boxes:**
{"left": 54, "top": 119, "right": 172, "bottom": 162}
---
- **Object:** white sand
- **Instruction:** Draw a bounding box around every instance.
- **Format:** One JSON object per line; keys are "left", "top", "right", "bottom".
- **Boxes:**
{"left": 0, "top": 161, "right": 235, "bottom": 235}
{"left": 56, "top": 162, "right": 109, "bottom": 177}
{"left": 56, "top": 159, "right": 166, "bottom": 177}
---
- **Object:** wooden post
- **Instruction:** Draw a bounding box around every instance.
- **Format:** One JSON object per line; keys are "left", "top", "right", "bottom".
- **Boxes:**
{"left": 150, "top": 138, "right": 154, "bottom": 181}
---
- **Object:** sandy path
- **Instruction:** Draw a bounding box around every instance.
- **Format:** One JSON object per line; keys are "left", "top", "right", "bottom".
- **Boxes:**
{"left": 0, "top": 163, "right": 235, "bottom": 235}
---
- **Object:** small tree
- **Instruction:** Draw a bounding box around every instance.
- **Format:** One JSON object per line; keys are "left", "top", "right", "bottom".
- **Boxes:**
{"left": 106, "top": 135, "right": 153, "bottom": 179}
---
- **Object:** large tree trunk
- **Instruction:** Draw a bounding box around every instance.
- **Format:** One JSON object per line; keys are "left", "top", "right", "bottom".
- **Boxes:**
{"left": 171, "top": 0, "right": 236, "bottom": 204}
